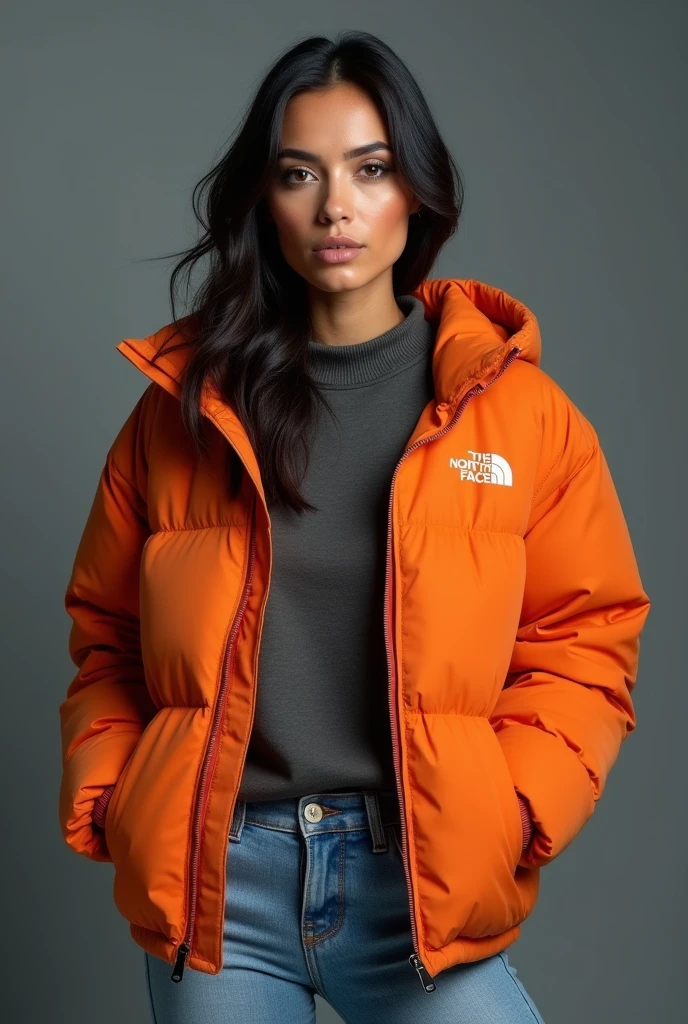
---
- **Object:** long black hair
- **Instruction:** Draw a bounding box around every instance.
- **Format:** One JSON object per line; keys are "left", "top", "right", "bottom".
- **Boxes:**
{"left": 152, "top": 30, "right": 464, "bottom": 513}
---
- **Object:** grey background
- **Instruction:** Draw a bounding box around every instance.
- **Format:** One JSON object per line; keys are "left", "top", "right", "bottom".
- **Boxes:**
{"left": 1, "top": 1, "right": 683, "bottom": 1020}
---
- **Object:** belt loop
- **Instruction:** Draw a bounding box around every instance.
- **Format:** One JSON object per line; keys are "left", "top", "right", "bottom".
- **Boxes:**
{"left": 363, "top": 790, "right": 388, "bottom": 853}
{"left": 228, "top": 798, "right": 247, "bottom": 843}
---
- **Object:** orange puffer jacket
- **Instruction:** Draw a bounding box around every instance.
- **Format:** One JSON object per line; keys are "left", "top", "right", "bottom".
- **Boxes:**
{"left": 58, "top": 277, "right": 651, "bottom": 988}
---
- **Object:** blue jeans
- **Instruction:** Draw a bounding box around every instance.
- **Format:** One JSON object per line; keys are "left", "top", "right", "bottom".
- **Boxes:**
{"left": 144, "top": 788, "right": 545, "bottom": 1023}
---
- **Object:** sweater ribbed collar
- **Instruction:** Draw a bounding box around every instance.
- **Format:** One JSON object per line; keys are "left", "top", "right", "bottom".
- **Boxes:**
{"left": 306, "top": 294, "right": 434, "bottom": 388}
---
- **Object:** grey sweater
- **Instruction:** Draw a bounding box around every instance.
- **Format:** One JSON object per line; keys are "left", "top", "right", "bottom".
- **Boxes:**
{"left": 237, "top": 294, "right": 438, "bottom": 802}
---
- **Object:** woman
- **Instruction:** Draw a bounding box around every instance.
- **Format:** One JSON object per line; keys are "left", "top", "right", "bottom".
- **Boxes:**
{"left": 58, "top": 30, "right": 651, "bottom": 1024}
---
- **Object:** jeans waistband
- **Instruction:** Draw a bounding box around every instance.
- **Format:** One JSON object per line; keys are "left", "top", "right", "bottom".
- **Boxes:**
{"left": 229, "top": 788, "right": 401, "bottom": 849}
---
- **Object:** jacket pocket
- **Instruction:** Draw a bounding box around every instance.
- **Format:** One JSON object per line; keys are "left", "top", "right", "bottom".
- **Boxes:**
{"left": 105, "top": 705, "right": 209, "bottom": 938}
{"left": 404, "top": 712, "right": 527, "bottom": 946}
{"left": 102, "top": 756, "right": 132, "bottom": 840}
{"left": 483, "top": 721, "right": 526, "bottom": 875}
{"left": 103, "top": 711, "right": 160, "bottom": 849}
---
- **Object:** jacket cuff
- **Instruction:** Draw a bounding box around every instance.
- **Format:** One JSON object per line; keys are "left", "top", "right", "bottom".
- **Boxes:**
{"left": 497, "top": 722, "right": 595, "bottom": 866}
{"left": 92, "top": 784, "right": 116, "bottom": 830}
{"left": 516, "top": 792, "right": 534, "bottom": 853}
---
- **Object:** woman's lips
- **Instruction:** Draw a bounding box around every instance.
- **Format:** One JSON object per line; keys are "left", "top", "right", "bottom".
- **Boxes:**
{"left": 313, "top": 246, "right": 364, "bottom": 264}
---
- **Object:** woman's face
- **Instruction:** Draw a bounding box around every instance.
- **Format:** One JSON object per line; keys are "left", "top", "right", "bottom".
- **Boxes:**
{"left": 264, "top": 82, "right": 420, "bottom": 294}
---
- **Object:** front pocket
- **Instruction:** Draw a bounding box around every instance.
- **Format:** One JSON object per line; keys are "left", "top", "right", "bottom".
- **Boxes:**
{"left": 104, "top": 713, "right": 161, "bottom": 848}
{"left": 480, "top": 720, "right": 527, "bottom": 875}
{"left": 388, "top": 822, "right": 404, "bottom": 860}
{"left": 103, "top": 754, "right": 135, "bottom": 841}
{"left": 403, "top": 711, "right": 527, "bottom": 945}
{"left": 105, "top": 705, "right": 209, "bottom": 938}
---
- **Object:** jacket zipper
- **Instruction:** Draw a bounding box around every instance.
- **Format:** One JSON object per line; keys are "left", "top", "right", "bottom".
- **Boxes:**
{"left": 171, "top": 493, "right": 258, "bottom": 983}
{"left": 384, "top": 345, "right": 521, "bottom": 993}
{"left": 169, "top": 342, "right": 520, "bottom": 985}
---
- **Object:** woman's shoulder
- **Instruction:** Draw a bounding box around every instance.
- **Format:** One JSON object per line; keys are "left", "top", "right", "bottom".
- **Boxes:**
{"left": 504, "top": 357, "right": 600, "bottom": 509}
{"left": 508, "top": 358, "right": 597, "bottom": 435}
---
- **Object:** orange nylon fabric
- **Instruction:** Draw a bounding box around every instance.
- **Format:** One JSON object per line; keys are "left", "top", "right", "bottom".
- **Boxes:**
{"left": 58, "top": 278, "right": 651, "bottom": 979}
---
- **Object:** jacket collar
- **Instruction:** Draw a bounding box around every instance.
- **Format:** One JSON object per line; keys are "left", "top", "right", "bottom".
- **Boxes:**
{"left": 115, "top": 277, "right": 542, "bottom": 499}
{"left": 411, "top": 278, "right": 540, "bottom": 405}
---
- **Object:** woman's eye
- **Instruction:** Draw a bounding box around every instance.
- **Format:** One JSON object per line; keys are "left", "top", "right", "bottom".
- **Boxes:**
{"left": 359, "top": 161, "right": 392, "bottom": 179}
{"left": 278, "top": 161, "right": 392, "bottom": 186}
{"left": 280, "top": 167, "right": 313, "bottom": 184}
{"left": 278, "top": 166, "right": 314, "bottom": 185}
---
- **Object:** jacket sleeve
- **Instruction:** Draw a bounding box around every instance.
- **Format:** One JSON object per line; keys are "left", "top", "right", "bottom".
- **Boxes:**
{"left": 58, "top": 389, "right": 158, "bottom": 863}
{"left": 490, "top": 400, "right": 651, "bottom": 871}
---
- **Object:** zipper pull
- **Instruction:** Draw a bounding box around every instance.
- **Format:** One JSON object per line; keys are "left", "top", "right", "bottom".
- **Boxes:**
{"left": 170, "top": 942, "right": 190, "bottom": 983}
{"left": 409, "top": 952, "right": 436, "bottom": 992}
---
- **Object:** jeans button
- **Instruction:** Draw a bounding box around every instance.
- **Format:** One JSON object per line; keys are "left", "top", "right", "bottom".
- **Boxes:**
{"left": 304, "top": 802, "right": 323, "bottom": 822}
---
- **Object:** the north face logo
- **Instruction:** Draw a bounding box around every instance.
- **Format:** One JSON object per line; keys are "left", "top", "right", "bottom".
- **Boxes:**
{"left": 449, "top": 450, "right": 513, "bottom": 486}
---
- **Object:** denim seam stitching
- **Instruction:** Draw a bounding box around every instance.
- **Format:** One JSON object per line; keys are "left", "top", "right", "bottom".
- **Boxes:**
{"left": 144, "top": 954, "right": 160, "bottom": 1024}
{"left": 497, "top": 952, "right": 542, "bottom": 1023}
{"left": 304, "top": 833, "right": 347, "bottom": 946}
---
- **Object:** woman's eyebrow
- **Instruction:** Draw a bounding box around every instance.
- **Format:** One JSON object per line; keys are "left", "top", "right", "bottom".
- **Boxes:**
{"left": 277, "top": 141, "right": 393, "bottom": 161}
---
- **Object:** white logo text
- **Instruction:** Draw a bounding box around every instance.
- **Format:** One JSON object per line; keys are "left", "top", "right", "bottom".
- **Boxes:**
{"left": 449, "top": 450, "right": 513, "bottom": 486}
